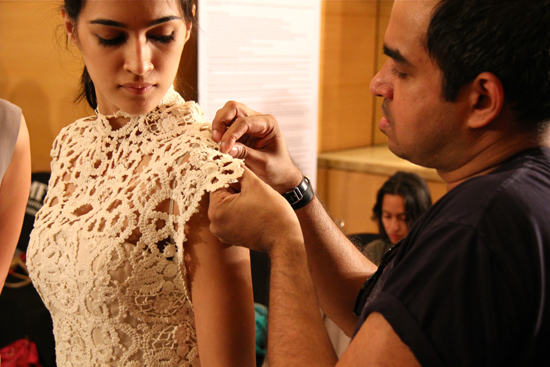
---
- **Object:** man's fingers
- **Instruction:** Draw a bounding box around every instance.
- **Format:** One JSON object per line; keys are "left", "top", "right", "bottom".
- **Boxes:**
{"left": 208, "top": 167, "right": 259, "bottom": 240}
{"left": 209, "top": 167, "right": 256, "bottom": 208}
{"left": 218, "top": 118, "right": 252, "bottom": 154}
{"left": 219, "top": 114, "right": 278, "bottom": 154}
{"left": 212, "top": 101, "right": 255, "bottom": 143}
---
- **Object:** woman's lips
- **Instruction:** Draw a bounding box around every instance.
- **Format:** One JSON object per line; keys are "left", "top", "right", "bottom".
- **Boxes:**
{"left": 120, "top": 84, "right": 154, "bottom": 95}
{"left": 389, "top": 234, "right": 404, "bottom": 243}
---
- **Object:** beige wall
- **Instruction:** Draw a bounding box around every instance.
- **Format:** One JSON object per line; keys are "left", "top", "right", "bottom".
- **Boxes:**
{"left": 0, "top": 1, "right": 91, "bottom": 172}
{"left": 0, "top": 0, "right": 197, "bottom": 173}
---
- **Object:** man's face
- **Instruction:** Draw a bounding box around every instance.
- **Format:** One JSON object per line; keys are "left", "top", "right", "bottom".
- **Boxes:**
{"left": 370, "top": 0, "right": 469, "bottom": 171}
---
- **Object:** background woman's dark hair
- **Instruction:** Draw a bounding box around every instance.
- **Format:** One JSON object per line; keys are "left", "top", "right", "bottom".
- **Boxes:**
{"left": 426, "top": 0, "right": 550, "bottom": 131}
{"left": 372, "top": 171, "right": 432, "bottom": 242}
{"left": 63, "top": 0, "right": 197, "bottom": 110}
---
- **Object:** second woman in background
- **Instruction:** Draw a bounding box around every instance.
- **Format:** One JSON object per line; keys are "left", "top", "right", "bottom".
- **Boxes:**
{"left": 363, "top": 171, "right": 432, "bottom": 265}
{"left": 27, "top": 1, "right": 256, "bottom": 366}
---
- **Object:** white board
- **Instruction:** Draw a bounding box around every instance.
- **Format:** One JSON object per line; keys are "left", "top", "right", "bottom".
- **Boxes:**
{"left": 198, "top": 0, "right": 321, "bottom": 186}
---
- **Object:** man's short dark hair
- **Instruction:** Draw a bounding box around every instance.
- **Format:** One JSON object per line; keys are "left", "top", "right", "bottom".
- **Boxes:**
{"left": 426, "top": 0, "right": 550, "bottom": 131}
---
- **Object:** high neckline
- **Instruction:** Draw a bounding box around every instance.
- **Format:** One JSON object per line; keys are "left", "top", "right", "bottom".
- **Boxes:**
{"left": 94, "top": 85, "right": 184, "bottom": 138}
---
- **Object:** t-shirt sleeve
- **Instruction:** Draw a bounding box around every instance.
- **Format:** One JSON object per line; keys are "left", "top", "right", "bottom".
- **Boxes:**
{"left": 361, "top": 213, "right": 540, "bottom": 367}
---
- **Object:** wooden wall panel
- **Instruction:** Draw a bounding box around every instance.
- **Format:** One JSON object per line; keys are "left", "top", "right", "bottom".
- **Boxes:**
{"left": 0, "top": 1, "right": 91, "bottom": 173}
{"left": 318, "top": 0, "right": 378, "bottom": 152}
{"left": 323, "top": 170, "right": 388, "bottom": 234}
{"left": 318, "top": 168, "right": 446, "bottom": 235}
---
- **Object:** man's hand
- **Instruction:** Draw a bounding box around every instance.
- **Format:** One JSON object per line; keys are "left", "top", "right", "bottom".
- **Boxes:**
{"left": 212, "top": 101, "right": 302, "bottom": 193}
{"left": 208, "top": 166, "right": 303, "bottom": 254}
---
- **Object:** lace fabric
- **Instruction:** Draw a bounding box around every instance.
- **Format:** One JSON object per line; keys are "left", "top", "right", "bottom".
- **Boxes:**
{"left": 27, "top": 87, "right": 244, "bottom": 366}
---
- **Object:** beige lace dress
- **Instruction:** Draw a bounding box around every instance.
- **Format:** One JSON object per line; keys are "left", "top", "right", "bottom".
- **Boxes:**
{"left": 27, "top": 87, "right": 244, "bottom": 367}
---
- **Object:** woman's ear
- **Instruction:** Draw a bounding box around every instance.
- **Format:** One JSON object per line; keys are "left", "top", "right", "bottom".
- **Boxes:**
{"left": 465, "top": 72, "right": 505, "bottom": 129}
{"left": 62, "top": 9, "right": 78, "bottom": 46}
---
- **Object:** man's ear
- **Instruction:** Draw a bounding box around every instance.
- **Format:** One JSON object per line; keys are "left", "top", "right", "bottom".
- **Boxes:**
{"left": 465, "top": 72, "right": 504, "bottom": 129}
{"left": 62, "top": 9, "right": 78, "bottom": 46}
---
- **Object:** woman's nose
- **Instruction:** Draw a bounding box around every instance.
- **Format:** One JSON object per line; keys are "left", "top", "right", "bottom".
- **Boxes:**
{"left": 389, "top": 218, "right": 403, "bottom": 232}
{"left": 124, "top": 36, "right": 154, "bottom": 76}
{"left": 370, "top": 60, "right": 393, "bottom": 99}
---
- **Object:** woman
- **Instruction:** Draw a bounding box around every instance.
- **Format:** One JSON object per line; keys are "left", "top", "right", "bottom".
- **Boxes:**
{"left": 0, "top": 99, "right": 31, "bottom": 293}
{"left": 362, "top": 171, "right": 432, "bottom": 265}
{"left": 27, "top": 1, "right": 256, "bottom": 366}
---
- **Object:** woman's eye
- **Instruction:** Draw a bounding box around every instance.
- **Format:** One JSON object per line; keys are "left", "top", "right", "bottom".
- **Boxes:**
{"left": 96, "top": 35, "right": 126, "bottom": 47}
{"left": 149, "top": 32, "right": 175, "bottom": 44}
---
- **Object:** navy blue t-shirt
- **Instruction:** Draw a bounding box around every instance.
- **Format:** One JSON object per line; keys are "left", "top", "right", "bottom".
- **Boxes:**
{"left": 356, "top": 147, "right": 550, "bottom": 366}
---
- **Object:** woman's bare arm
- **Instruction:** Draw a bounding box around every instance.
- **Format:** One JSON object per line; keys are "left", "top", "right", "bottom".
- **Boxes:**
{"left": 0, "top": 114, "right": 31, "bottom": 292}
{"left": 184, "top": 196, "right": 256, "bottom": 367}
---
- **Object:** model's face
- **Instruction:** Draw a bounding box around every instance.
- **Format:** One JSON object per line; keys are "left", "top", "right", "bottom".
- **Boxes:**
{"left": 370, "top": 0, "right": 469, "bottom": 170}
{"left": 67, "top": 0, "right": 190, "bottom": 115}
{"left": 381, "top": 194, "right": 409, "bottom": 245}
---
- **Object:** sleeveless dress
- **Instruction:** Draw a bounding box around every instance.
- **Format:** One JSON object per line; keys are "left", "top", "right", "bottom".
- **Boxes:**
{"left": 27, "top": 87, "right": 244, "bottom": 367}
{"left": 0, "top": 98, "right": 22, "bottom": 184}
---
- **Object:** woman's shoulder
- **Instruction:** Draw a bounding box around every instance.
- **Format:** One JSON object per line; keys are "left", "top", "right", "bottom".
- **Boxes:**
{"left": 57, "top": 114, "right": 97, "bottom": 138}
{"left": 51, "top": 115, "right": 98, "bottom": 157}
{"left": 156, "top": 99, "right": 216, "bottom": 144}
{"left": 162, "top": 101, "right": 245, "bottom": 192}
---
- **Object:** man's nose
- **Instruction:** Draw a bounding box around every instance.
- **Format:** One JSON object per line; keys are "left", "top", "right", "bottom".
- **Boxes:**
{"left": 370, "top": 60, "right": 393, "bottom": 99}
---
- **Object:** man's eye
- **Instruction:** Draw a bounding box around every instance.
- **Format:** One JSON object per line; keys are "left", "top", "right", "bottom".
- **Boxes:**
{"left": 390, "top": 67, "right": 407, "bottom": 79}
{"left": 96, "top": 35, "right": 126, "bottom": 47}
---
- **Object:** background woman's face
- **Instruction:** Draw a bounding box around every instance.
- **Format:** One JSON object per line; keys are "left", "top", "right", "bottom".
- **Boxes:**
{"left": 381, "top": 193, "right": 409, "bottom": 244}
{"left": 65, "top": 0, "right": 190, "bottom": 115}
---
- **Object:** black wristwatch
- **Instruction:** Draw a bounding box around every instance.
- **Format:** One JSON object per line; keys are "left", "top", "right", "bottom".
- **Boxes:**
{"left": 282, "top": 176, "right": 315, "bottom": 210}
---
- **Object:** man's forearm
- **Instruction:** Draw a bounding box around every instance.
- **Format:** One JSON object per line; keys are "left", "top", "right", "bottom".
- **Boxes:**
{"left": 267, "top": 238, "right": 338, "bottom": 367}
{"left": 295, "top": 196, "right": 377, "bottom": 335}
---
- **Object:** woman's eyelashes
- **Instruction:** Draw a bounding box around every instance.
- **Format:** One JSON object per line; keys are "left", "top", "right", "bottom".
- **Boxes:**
{"left": 96, "top": 32, "right": 175, "bottom": 47}
{"left": 96, "top": 34, "right": 126, "bottom": 46}
{"left": 150, "top": 33, "right": 175, "bottom": 44}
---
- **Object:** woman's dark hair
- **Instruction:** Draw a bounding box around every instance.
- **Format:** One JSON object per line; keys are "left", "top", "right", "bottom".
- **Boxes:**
{"left": 63, "top": 0, "right": 197, "bottom": 110}
{"left": 372, "top": 171, "right": 432, "bottom": 242}
{"left": 426, "top": 0, "right": 550, "bottom": 131}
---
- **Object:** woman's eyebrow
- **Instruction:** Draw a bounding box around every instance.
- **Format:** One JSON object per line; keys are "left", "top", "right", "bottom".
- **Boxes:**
{"left": 148, "top": 16, "right": 182, "bottom": 27}
{"left": 89, "top": 16, "right": 182, "bottom": 28}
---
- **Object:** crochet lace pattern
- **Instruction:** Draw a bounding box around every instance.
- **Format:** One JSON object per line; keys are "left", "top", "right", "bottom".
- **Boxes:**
{"left": 27, "top": 87, "right": 244, "bottom": 366}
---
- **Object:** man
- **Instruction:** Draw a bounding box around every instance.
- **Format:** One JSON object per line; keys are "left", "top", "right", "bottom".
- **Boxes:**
{"left": 208, "top": 0, "right": 550, "bottom": 365}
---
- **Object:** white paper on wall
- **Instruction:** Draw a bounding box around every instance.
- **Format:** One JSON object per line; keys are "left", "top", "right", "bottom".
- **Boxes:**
{"left": 198, "top": 0, "right": 321, "bottom": 187}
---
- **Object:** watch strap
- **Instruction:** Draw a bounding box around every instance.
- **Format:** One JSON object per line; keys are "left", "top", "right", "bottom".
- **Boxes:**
{"left": 282, "top": 176, "right": 315, "bottom": 210}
